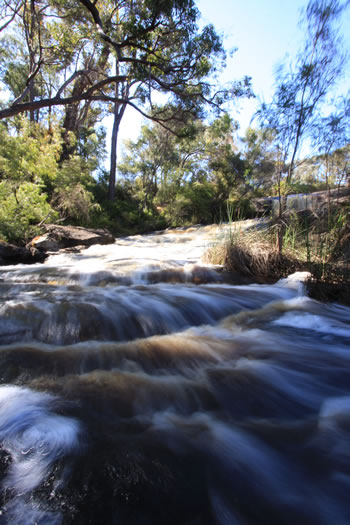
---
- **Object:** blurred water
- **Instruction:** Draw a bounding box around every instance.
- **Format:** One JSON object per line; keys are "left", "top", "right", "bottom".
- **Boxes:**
{"left": 0, "top": 224, "right": 349, "bottom": 524}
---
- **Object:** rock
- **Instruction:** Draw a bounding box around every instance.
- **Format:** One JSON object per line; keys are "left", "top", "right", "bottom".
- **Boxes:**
{"left": 251, "top": 198, "right": 273, "bottom": 217}
{"left": 0, "top": 241, "right": 47, "bottom": 266}
{"left": 29, "top": 225, "right": 115, "bottom": 251}
{"left": 283, "top": 208, "right": 319, "bottom": 226}
{"left": 28, "top": 233, "right": 61, "bottom": 252}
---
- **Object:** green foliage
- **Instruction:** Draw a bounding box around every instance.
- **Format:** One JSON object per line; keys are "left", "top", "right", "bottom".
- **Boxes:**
{"left": 0, "top": 119, "right": 61, "bottom": 186}
{"left": 0, "top": 181, "right": 57, "bottom": 243}
{"left": 118, "top": 114, "right": 253, "bottom": 227}
{"left": 164, "top": 182, "right": 216, "bottom": 226}
{"left": 0, "top": 118, "right": 103, "bottom": 241}
{"left": 242, "top": 127, "right": 277, "bottom": 195}
{"left": 226, "top": 194, "right": 255, "bottom": 221}
{"left": 52, "top": 183, "right": 100, "bottom": 224}
{"left": 91, "top": 182, "right": 166, "bottom": 235}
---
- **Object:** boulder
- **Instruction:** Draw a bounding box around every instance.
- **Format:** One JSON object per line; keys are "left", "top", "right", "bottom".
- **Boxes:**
{"left": 251, "top": 198, "right": 273, "bottom": 217}
{"left": 29, "top": 233, "right": 61, "bottom": 252}
{"left": 29, "top": 225, "right": 115, "bottom": 251}
{"left": 0, "top": 241, "right": 47, "bottom": 266}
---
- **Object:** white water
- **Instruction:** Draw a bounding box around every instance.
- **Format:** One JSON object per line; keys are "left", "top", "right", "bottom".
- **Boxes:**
{"left": 0, "top": 223, "right": 349, "bottom": 524}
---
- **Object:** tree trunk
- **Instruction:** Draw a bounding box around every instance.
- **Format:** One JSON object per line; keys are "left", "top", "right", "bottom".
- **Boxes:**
{"left": 28, "top": 0, "right": 36, "bottom": 123}
{"left": 108, "top": 105, "right": 122, "bottom": 200}
{"left": 60, "top": 46, "right": 110, "bottom": 162}
{"left": 29, "top": 77, "right": 35, "bottom": 122}
{"left": 276, "top": 169, "right": 284, "bottom": 256}
{"left": 108, "top": 57, "right": 128, "bottom": 201}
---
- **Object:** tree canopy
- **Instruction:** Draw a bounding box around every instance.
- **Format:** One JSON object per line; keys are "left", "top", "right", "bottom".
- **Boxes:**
{"left": 0, "top": 0, "right": 349, "bottom": 246}
{"left": 256, "top": 0, "right": 349, "bottom": 211}
{"left": 0, "top": 0, "right": 252, "bottom": 121}
{"left": 0, "top": 0, "right": 253, "bottom": 198}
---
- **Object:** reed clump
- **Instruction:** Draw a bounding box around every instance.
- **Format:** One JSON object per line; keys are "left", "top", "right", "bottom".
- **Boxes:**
{"left": 205, "top": 206, "right": 350, "bottom": 303}
{"left": 204, "top": 224, "right": 298, "bottom": 282}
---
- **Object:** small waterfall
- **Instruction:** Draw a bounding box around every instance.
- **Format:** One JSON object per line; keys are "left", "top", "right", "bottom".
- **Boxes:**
{"left": 271, "top": 193, "right": 319, "bottom": 214}
{"left": 0, "top": 224, "right": 349, "bottom": 524}
{"left": 271, "top": 187, "right": 349, "bottom": 215}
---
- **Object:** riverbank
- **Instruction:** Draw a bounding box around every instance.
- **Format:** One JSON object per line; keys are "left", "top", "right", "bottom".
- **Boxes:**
{"left": 204, "top": 218, "right": 350, "bottom": 306}
{"left": 1, "top": 217, "right": 349, "bottom": 305}
{"left": 0, "top": 224, "right": 115, "bottom": 266}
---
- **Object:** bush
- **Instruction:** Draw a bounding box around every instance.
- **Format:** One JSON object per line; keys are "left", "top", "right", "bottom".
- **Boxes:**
{"left": 163, "top": 182, "right": 216, "bottom": 226}
{"left": 91, "top": 183, "right": 166, "bottom": 235}
{"left": 0, "top": 181, "right": 58, "bottom": 243}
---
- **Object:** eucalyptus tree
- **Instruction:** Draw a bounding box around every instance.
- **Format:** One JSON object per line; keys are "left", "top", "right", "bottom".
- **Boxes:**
{"left": 0, "top": 0, "right": 252, "bottom": 199}
{"left": 242, "top": 127, "right": 277, "bottom": 195}
{"left": 118, "top": 112, "right": 246, "bottom": 222}
{"left": 257, "top": 0, "right": 348, "bottom": 216}
{"left": 312, "top": 95, "right": 350, "bottom": 186}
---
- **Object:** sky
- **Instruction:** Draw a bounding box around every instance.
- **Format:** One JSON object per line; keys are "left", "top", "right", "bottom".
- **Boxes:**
{"left": 110, "top": 0, "right": 350, "bottom": 156}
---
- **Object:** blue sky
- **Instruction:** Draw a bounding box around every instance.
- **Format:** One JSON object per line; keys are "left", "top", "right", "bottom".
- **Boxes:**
{"left": 197, "top": 0, "right": 306, "bottom": 130}
{"left": 112, "top": 0, "right": 350, "bottom": 154}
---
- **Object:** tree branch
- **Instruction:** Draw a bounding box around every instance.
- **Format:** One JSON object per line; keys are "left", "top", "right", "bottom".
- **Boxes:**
{"left": 55, "top": 69, "right": 93, "bottom": 98}
{"left": 0, "top": 0, "right": 23, "bottom": 33}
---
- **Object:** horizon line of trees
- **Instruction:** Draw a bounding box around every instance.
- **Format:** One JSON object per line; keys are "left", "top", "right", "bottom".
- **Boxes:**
{"left": 0, "top": 0, "right": 349, "bottom": 245}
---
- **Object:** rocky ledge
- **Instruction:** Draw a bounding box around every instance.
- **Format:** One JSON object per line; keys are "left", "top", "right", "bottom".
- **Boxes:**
{"left": 0, "top": 241, "right": 46, "bottom": 266}
{"left": 28, "top": 224, "right": 115, "bottom": 252}
{"left": 0, "top": 225, "right": 115, "bottom": 266}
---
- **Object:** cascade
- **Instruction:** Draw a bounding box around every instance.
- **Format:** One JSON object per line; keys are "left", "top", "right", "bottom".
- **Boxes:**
{"left": 0, "top": 223, "right": 349, "bottom": 524}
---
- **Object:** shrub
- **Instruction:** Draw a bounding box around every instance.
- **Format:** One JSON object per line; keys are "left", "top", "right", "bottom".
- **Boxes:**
{"left": 0, "top": 181, "right": 58, "bottom": 243}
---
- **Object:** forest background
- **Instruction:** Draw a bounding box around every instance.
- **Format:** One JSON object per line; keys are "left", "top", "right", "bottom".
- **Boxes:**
{"left": 0, "top": 0, "right": 349, "bottom": 252}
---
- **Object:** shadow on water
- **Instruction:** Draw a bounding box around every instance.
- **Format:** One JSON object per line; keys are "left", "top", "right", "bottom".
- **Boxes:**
{"left": 0, "top": 224, "right": 349, "bottom": 524}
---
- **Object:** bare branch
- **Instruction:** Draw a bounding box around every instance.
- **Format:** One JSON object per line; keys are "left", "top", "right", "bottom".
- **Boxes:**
{"left": 0, "top": 0, "right": 23, "bottom": 33}
{"left": 55, "top": 70, "right": 92, "bottom": 98}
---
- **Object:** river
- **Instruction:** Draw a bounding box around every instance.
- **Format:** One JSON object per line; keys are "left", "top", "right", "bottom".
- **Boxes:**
{"left": 0, "top": 223, "right": 349, "bottom": 524}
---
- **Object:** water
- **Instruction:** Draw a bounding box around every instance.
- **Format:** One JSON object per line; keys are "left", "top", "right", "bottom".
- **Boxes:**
{"left": 0, "top": 224, "right": 349, "bottom": 524}
{"left": 271, "top": 193, "right": 324, "bottom": 214}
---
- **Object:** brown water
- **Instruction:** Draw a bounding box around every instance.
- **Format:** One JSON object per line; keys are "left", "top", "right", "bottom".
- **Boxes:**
{"left": 0, "top": 224, "right": 349, "bottom": 524}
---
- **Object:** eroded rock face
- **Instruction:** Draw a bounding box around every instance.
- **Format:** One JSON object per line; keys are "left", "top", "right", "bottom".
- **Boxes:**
{"left": 29, "top": 225, "right": 115, "bottom": 251}
{"left": 28, "top": 233, "right": 61, "bottom": 252}
{"left": 0, "top": 241, "right": 46, "bottom": 266}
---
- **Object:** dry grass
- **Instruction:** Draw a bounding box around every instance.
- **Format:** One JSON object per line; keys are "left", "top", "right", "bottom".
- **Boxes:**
{"left": 204, "top": 225, "right": 298, "bottom": 282}
{"left": 205, "top": 199, "right": 350, "bottom": 303}
{"left": 205, "top": 215, "right": 348, "bottom": 280}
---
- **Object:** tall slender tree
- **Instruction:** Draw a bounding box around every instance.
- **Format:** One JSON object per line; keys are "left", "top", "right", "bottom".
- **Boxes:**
{"left": 257, "top": 0, "right": 348, "bottom": 215}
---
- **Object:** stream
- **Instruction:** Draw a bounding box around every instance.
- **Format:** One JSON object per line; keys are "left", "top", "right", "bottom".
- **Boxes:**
{"left": 0, "top": 223, "right": 349, "bottom": 524}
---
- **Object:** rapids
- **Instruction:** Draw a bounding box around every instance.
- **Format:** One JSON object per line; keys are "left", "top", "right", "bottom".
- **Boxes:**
{"left": 0, "top": 223, "right": 349, "bottom": 524}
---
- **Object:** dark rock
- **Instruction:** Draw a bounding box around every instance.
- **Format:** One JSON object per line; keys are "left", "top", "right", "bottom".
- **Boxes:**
{"left": 251, "top": 198, "right": 273, "bottom": 217}
{"left": 0, "top": 241, "right": 47, "bottom": 266}
{"left": 282, "top": 208, "right": 319, "bottom": 226}
{"left": 306, "top": 279, "right": 350, "bottom": 306}
{"left": 29, "top": 225, "right": 115, "bottom": 251}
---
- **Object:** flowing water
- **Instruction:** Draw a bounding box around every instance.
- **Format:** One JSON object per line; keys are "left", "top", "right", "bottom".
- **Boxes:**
{"left": 0, "top": 223, "right": 349, "bottom": 525}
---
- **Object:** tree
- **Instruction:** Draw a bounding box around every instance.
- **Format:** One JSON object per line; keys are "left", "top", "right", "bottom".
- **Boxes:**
{"left": 257, "top": 0, "right": 348, "bottom": 216}
{"left": 0, "top": 117, "right": 102, "bottom": 241}
{"left": 242, "top": 127, "right": 277, "bottom": 195}
{"left": 119, "top": 113, "right": 247, "bottom": 224}
{"left": 0, "top": 0, "right": 252, "bottom": 199}
{"left": 312, "top": 95, "right": 350, "bottom": 186}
